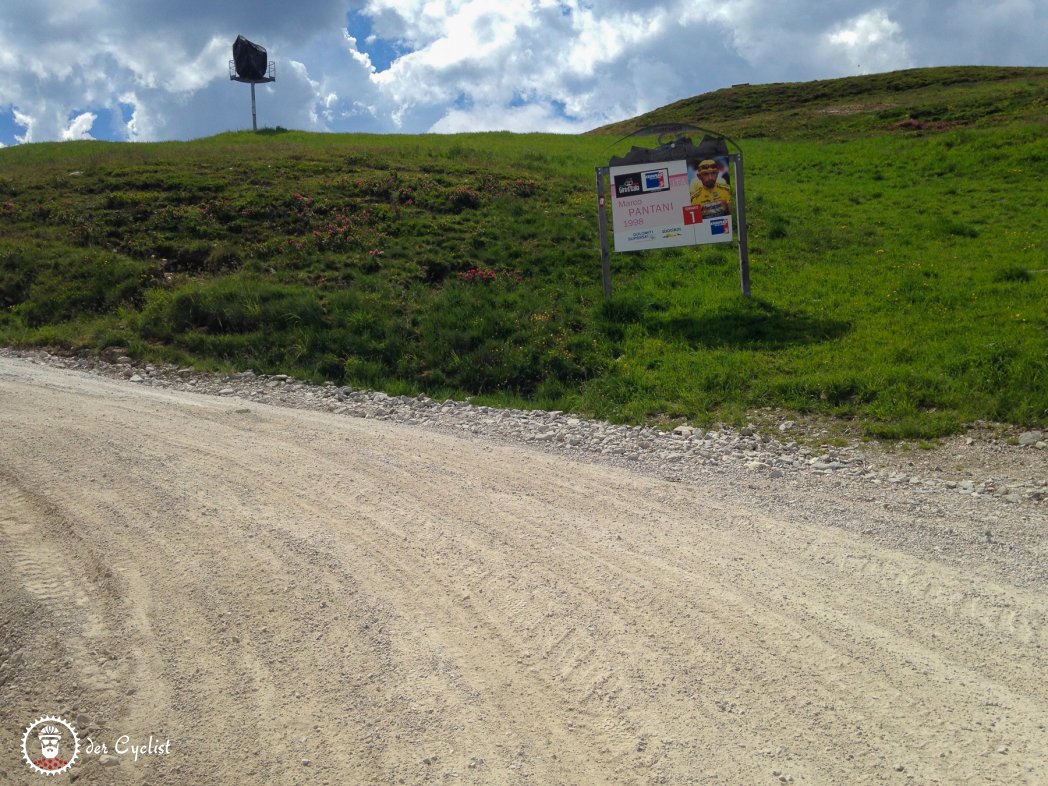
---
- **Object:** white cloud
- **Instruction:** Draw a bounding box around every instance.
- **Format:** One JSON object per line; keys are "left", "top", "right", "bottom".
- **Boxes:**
{"left": 430, "top": 101, "right": 590, "bottom": 134}
{"left": 0, "top": 0, "right": 1044, "bottom": 144}
{"left": 13, "top": 109, "right": 34, "bottom": 144}
{"left": 61, "top": 112, "right": 97, "bottom": 141}
{"left": 826, "top": 10, "right": 910, "bottom": 73}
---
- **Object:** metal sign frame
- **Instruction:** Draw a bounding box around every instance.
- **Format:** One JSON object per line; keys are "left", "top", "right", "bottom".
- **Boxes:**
{"left": 229, "top": 60, "right": 276, "bottom": 132}
{"left": 596, "top": 126, "right": 750, "bottom": 298}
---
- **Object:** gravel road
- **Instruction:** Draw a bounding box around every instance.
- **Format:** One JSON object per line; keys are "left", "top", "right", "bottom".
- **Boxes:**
{"left": 1, "top": 353, "right": 1045, "bottom": 785}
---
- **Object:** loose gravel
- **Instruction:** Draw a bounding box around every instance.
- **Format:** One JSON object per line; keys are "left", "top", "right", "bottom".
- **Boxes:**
{"left": 3, "top": 346, "right": 1043, "bottom": 510}
{"left": 2, "top": 347, "right": 1047, "bottom": 785}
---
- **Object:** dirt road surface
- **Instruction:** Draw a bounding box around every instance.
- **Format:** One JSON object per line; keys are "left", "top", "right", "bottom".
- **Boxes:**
{"left": 1, "top": 357, "right": 1046, "bottom": 785}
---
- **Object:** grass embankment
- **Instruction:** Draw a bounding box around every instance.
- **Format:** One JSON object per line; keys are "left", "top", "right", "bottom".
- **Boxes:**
{"left": 0, "top": 68, "right": 1045, "bottom": 437}
{"left": 593, "top": 65, "right": 1048, "bottom": 140}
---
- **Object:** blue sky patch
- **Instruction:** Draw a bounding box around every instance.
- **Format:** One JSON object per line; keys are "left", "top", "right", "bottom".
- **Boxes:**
{"left": 549, "top": 99, "right": 571, "bottom": 120}
{"left": 0, "top": 106, "right": 28, "bottom": 146}
{"left": 346, "top": 11, "right": 410, "bottom": 72}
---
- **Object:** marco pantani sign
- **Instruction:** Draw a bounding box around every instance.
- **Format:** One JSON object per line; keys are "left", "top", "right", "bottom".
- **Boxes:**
{"left": 609, "top": 156, "right": 733, "bottom": 252}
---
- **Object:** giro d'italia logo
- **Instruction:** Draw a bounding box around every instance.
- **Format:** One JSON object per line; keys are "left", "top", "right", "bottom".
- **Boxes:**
{"left": 21, "top": 716, "right": 80, "bottom": 776}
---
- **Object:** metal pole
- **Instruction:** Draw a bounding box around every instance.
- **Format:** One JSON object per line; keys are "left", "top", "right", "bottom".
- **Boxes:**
{"left": 251, "top": 82, "right": 258, "bottom": 131}
{"left": 596, "top": 167, "right": 612, "bottom": 299}
{"left": 732, "top": 153, "right": 751, "bottom": 297}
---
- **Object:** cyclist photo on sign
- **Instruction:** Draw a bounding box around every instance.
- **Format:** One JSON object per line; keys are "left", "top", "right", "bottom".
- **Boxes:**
{"left": 689, "top": 157, "right": 731, "bottom": 218}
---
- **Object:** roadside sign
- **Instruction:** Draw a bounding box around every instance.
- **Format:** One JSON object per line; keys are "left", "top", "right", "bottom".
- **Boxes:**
{"left": 595, "top": 131, "right": 750, "bottom": 298}
{"left": 609, "top": 157, "right": 734, "bottom": 252}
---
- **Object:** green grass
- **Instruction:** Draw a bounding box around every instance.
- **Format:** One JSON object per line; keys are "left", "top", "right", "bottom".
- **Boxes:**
{"left": 0, "top": 67, "right": 1045, "bottom": 437}
{"left": 592, "top": 66, "right": 1048, "bottom": 140}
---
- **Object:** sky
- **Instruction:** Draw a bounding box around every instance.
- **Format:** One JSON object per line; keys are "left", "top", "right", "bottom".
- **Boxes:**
{"left": 0, "top": 0, "right": 1044, "bottom": 146}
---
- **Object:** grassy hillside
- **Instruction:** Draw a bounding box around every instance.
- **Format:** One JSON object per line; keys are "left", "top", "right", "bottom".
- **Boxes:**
{"left": 1, "top": 67, "right": 1045, "bottom": 437}
{"left": 592, "top": 66, "right": 1048, "bottom": 140}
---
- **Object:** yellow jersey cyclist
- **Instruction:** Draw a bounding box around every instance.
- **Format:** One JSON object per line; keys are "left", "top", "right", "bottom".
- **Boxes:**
{"left": 689, "top": 159, "right": 731, "bottom": 218}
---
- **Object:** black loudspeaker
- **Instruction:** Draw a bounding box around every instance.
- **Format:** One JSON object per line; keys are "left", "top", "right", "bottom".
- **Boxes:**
{"left": 233, "top": 35, "right": 268, "bottom": 81}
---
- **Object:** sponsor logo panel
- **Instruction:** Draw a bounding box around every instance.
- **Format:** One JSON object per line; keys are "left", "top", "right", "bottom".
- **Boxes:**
{"left": 641, "top": 169, "right": 669, "bottom": 193}
{"left": 613, "top": 172, "right": 643, "bottom": 197}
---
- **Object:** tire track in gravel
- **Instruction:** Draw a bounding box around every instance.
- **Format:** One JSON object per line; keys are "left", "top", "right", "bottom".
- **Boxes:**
{"left": 301, "top": 446, "right": 1048, "bottom": 779}
{"left": 1, "top": 356, "right": 1047, "bottom": 785}
{"left": 0, "top": 473, "right": 128, "bottom": 699}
